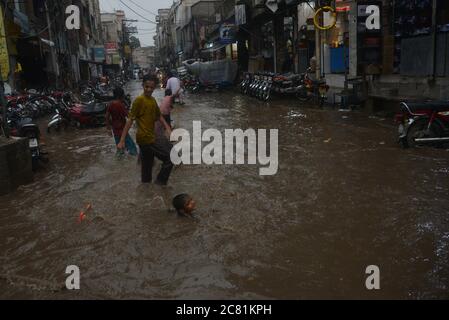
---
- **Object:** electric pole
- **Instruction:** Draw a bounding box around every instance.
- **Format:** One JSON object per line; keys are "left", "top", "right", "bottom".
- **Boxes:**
{"left": 44, "top": 1, "right": 59, "bottom": 88}
{"left": 122, "top": 19, "right": 138, "bottom": 75}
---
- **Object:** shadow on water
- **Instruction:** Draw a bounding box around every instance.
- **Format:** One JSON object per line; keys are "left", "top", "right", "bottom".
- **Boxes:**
{"left": 1, "top": 81, "right": 449, "bottom": 299}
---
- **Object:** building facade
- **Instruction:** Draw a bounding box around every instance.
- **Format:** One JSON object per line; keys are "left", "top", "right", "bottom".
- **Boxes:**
{"left": 2, "top": 0, "right": 105, "bottom": 90}
{"left": 154, "top": 0, "right": 449, "bottom": 106}
{"left": 132, "top": 46, "right": 156, "bottom": 70}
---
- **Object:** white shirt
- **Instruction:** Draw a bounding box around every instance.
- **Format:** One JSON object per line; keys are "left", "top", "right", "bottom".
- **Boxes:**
{"left": 166, "top": 77, "right": 181, "bottom": 95}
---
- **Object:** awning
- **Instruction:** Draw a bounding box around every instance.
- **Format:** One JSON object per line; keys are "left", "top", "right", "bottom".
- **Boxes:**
{"left": 201, "top": 43, "right": 227, "bottom": 53}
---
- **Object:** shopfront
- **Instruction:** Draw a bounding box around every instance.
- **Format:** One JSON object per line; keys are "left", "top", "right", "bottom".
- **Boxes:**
{"left": 365, "top": 0, "right": 449, "bottom": 108}
{"left": 392, "top": 0, "right": 449, "bottom": 77}
{"left": 253, "top": 2, "right": 299, "bottom": 74}
{"left": 297, "top": 1, "right": 316, "bottom": 74}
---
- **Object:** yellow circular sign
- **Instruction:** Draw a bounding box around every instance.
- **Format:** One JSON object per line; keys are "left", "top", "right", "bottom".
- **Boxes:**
{"left": 313, "top": 6, "right": 337, "bottom": 31}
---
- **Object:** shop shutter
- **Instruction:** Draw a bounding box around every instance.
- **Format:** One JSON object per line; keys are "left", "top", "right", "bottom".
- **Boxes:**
{"left": 400, "top": 35, "right": 433, "bottom": 76}
{"left": 436, "top": 33, "right": 447, "bottom": 77}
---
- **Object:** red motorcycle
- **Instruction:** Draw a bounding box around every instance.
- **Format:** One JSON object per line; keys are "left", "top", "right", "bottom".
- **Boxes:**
{"left": 395, "top": 101, "right": 449, "bottom": 148}
{"left": 49, "top": 93, "right": 107, "bottom": 129}
{"left": 296, "top": 69, "right": 330, "bottom": 108}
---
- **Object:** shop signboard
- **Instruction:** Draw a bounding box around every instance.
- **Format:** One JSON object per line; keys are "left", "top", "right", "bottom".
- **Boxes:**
{"left": 93, "top": 46, "right": 105, "bottom": 62}
{"left": 0, "top": 6, "right": 10, "bottom": 81}
{"left": 219, "top": 22, "right": 237, "bottom": 45}
{"left": 112, "top": 54, "right": 121, "bottom": 65}
{"left": 105, "top": 42, "right": 118, "bottom": 54}
{"left": 235, "top": 4, "right": 246, "bottom": 26}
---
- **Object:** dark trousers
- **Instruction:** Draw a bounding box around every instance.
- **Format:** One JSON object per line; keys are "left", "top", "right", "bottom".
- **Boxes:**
{"left": 139, "top": 138, "right": 173, "bottom": 184}
{"left": 163, "top": 114, "right": 172, "bottom": 128}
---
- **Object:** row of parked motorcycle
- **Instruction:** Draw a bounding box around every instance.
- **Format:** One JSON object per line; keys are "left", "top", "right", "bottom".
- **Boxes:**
{"left": 180, "top": 74, "right": 233, "bottom": 94}
{"left": 240, "top": 69, "right": 330, "bottom": 107}
{"left": 2, "top": 76, "right": 129, "bottom": 171}
{"left": 240, "top": 70, "right": 449, "bottom": 148}
{"left": 2, "top": 88, "right": 57, "bottom": 171}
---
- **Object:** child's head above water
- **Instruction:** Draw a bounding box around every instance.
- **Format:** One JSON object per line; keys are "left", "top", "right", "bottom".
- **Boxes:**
{"left": 173, "top": 194, "right": 196, "bottom": 216}
{"left": 165, "top": 89, "right": 172, "bottom": 97}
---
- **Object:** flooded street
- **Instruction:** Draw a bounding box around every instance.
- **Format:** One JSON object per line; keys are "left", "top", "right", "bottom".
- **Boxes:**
{"left": 1, "top": 80, "right": 449, "bottom": 299}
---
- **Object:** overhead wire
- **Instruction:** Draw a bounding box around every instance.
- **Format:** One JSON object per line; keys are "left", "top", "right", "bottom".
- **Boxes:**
{"left": 119, "top": 0, "right": 156, "bottom": 24}
{"left": 126, "top": 0, "right": 158, "bottom": 16}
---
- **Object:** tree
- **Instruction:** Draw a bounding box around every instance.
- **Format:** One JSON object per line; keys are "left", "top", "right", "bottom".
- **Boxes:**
{"left": 129, "top": 36, "right": 141, "bottom": 49}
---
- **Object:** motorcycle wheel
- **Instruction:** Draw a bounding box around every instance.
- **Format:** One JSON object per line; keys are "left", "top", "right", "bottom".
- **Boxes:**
{"left": 406, "top": 120, "right": 441, "bottom": 148}
{"left": 32, "top": 158, "right": 39, "bottom": 172}
{"left": 47, "top": 123, "right": 61, "bottom": 134}
{"left": 319, "top": 97, "right": 326, "bottom": 108}
{"left": 399, "top": 138, "right": 409, "bottom": 149}
{"left": 262, "top": 90, "right": 271, "bottom": 102}
{"left": 296, "top": 90, "right": 311, "bottom": 103}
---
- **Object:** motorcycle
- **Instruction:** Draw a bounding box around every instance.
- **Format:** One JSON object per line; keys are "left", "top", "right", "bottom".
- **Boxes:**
{"left": 48, "top": 93, "right": 107, "bottom": 131}
{"left": 396, "top": 101, "right": 449, "bottom": 148}
{"left": 296, "top": 70, "right": 329, "bottom": 108}
{"left": 240, "top": 73, "right": 251, "bottom": 95}
{"left": 47, "top": 99, "right": 73, "bottom": 133}
{"left": 271, "top": 73, "right": 302, "bottom": 96}
{"left": 260, "top": 73, "right": 274, "bottom": 101}
{"left": 7, "top": 113, "right": 48, "bottom": 171}
{"left": 182, "top": 75, "right": 201, "bottom": 94}
{"left": 249, "top": 73, "right": 262, "bottom": 97}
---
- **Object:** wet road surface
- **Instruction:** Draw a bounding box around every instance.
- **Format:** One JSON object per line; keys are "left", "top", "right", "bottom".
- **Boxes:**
{"left": 1, "top": 80, "right": 449, "bottom": 299}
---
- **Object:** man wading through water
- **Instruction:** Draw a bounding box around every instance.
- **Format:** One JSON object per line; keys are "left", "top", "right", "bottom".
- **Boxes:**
{"left": 118, "top": 75, "right": 174, "bottom": 185}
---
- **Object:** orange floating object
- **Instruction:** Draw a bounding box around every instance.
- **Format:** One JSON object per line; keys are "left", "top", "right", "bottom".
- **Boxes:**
{"left": 77, "top": 204, "right": 92, "bottom": 223}
{"left": 78, "top": 212, "right": 86, "bottom": 223}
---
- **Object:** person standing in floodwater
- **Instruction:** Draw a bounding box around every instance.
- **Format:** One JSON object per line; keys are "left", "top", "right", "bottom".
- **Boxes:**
{"left": 117, "top": 75, "right": 173, "bottom": 185}
{"left": 106, "top": 87, "right": 138, "bottom": 156}
{"left": 166, "top": 71, "right": 184, "bottom": 104}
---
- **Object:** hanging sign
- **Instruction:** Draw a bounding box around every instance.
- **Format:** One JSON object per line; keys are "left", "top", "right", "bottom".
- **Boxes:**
{"left": 219, "top": 23, "right": 237, "bottom": 44}
{"left": 0, "top": 6, "right": 10, "bottom": 81}
{"left": 235, "top": 4, "right": 246, "bottom": 25}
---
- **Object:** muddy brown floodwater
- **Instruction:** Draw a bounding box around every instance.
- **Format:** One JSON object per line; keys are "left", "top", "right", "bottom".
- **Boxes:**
{"left": 1, "top": 81, "right": 448, "bottom": 299}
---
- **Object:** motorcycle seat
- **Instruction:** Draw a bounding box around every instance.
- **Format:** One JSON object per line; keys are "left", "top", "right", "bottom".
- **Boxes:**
{"left": 405, "top": 101, "right": 449, "bottom": 112}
